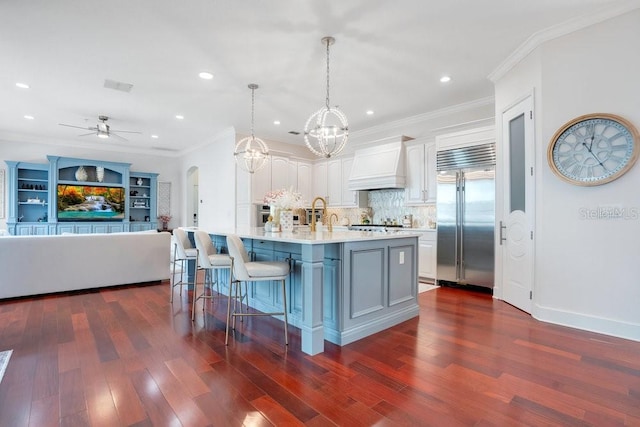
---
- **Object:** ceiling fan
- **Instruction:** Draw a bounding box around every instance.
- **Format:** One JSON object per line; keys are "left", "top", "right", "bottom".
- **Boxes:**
{"left": 59, "top": 115, "right": 141, "bottom": 141}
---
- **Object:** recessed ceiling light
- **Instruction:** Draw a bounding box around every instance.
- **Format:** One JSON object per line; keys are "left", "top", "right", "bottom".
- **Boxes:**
{"left": 440, "top": 76, "right": 451, "bottom": 83}
{"left": 16, "top": 82, "right": 30, "bottom": 89}
{"left": 273, "top": 120, "right": 280, "bottom": 125}
{"left": 198, "top": 71, "right": 214, "bottom": 80}
{"left": 366, "top": 110, "right": 374, "bottom": 116}
{"left": 151, "top": 134, "right": 159, "bottom": 139}
{"left": 23, "top": 115, "right": 34, "bottom": 120}
{"left": 175, "top": 115, "right": 184, "bottom": 120}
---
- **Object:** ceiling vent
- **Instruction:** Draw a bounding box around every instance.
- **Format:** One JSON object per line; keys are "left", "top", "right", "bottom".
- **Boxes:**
{"left": 104, "top": 79, "right": 134, "bottom": 93}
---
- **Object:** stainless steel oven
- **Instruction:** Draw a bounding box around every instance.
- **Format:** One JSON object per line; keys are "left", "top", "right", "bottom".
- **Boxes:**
{"left": 257, "top": 205, "right": 271, "bottom": 226}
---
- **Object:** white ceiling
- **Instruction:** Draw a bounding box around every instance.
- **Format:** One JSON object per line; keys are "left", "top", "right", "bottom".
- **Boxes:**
{"left": 0, "top": 0, "right": 630, "bottom": 155}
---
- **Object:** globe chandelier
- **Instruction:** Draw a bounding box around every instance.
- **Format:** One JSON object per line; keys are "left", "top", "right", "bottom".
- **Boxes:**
{"left": 304, "top": 36, "right": 349, "bottom": 158}
{"left": 234, "top": 83, "right": 270, "bottom": 174}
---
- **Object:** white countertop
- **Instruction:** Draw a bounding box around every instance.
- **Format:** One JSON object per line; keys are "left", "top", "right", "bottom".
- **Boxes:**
{"left": 181, "top": 226, "right": 423, "bottom": 245}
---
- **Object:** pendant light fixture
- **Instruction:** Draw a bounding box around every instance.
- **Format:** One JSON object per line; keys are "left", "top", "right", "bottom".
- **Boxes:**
{"left": 234, "top": 83, "right": 269, "bottom": 173}
{"left": 304, "top": 36, "right": 349, "bottom": 158}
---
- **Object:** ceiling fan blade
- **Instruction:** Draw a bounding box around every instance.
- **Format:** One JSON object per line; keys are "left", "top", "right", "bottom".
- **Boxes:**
{"left": 110, "top": 133, "right": 129, "bottom": 142}
{"left": 111, "top": 129, "right": 142, "bottom": 134}
{"left": 77, "top": 132, "right": 97, "bottom": 137}
{"left": 59, "top": 123, "right": 92, "bottom": 130}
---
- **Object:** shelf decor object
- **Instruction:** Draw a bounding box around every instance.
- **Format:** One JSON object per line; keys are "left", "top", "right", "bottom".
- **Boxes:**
{"left": 75, "top": 166, "right": 88, "bottom": 181}
{"left": 234, "top": 83, "right": 270, "bottom": 174}
{"left": 304, "top": 36, "right": 349, "bottom": 159}
{"left": 96, "top": 166, "right": 105, "bottom": 183}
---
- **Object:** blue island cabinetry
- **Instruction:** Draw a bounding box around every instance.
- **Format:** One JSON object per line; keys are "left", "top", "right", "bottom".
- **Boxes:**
{"left": 4, "top": 156, "right": 159, "bottom": 235}
{"left": 201, "top": 230, "right": 419, "bottom": 355}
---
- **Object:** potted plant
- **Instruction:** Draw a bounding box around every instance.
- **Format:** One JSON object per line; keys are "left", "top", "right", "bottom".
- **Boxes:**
{"left": 158, "top": 214, "right": 172, "bottom": 230}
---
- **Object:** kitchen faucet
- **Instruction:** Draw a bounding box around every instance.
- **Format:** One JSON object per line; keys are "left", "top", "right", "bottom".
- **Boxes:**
{"left": 328, "top": 213, "right": 338, "bottom": 232}
{"left": 310, "top": 196, "right": 326, "bottom": 232}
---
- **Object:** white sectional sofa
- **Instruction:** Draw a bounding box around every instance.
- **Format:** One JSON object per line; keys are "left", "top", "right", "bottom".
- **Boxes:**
{"left": 0, "top": 231, "right": 171, "bottom": 299}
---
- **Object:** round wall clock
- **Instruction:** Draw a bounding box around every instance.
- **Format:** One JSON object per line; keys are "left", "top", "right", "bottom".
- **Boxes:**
{"left": 547, "top": 113, "right": 639, "bottom": 186}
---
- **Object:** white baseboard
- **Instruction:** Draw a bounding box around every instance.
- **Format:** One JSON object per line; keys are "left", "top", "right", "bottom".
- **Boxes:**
{"left": 533, "top": 304, "right": 640, "bottom": 342}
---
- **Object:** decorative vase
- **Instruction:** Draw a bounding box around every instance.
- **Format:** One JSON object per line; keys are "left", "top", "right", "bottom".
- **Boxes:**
{"left": 162, "top": 221, "right": 168, "bottom": 231}
{"left": 75, "top": 166, "right": 88, "bottom": 181}
{"left": 270, "top": 206, "right": 280, "bottom": 227}
{"left": 280, "top": 210, "right": 294, "bottom": 232}
{"left": 137, "top": 178, "right": 143, "bottom": 186}
{"left": 96, "top": 166, "right": 105, "bottom": 183}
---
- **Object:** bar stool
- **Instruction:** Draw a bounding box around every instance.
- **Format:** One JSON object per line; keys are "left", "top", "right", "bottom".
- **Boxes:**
{"left": 225, "top": 234, "right": 290, "bottom": 345}
{"left": 171, "top": 228, "right": 197, "bottom": 303}
{"left": 193, "top": 230, "right": 232, "bottom": 321}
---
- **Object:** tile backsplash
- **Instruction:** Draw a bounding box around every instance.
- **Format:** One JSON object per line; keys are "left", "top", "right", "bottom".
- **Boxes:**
{"left": 327, "top": 189, "right": 436, "bottom": 228}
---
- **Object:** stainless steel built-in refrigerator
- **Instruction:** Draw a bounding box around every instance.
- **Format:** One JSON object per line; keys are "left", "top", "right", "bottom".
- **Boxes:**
{"left": 436, "top": 144, "right": 495, "bottom": 289}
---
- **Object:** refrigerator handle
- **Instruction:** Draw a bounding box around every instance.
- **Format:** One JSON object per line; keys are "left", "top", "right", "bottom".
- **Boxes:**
{"left": 499, "top": 220, "right": 507, "bottom": 245}
{"left": 458, "top": 172, "right": 465, "bottom": 280}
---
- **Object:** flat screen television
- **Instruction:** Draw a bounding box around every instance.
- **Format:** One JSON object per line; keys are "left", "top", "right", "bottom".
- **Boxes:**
{"left": 57, "top": 184, "right": 125, "bottom": 221}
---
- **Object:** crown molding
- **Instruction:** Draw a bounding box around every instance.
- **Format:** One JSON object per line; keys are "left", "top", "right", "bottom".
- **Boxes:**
{"left": 488, "top": 0, "right": 640, "bottom": 83}
{"left": 349, "top": 96, "right": 495, "bottom": 143}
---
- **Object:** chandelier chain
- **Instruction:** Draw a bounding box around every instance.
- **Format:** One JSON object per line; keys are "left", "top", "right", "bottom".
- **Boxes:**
{"left": 250, "top": 85, "right": 256, "bottom": 138}
{"left": 325, "top": 38, "right": 331, "bottom": 109}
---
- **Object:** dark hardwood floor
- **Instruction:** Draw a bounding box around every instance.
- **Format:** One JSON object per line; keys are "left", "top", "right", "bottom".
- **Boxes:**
{"left": 0, "top": 280, "right": 638, "bottom": 426}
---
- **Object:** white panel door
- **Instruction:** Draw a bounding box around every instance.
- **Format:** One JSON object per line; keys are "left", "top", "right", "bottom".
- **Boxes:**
{"left": 500, "top": 95, "right": 535, "bottom": 313}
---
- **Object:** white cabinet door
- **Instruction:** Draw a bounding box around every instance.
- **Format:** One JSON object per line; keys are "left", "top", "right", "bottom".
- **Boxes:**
{"left": 405, "top": 144, "right": 426, "bottom": 205}
{"left": 418, "top": 232, "right": 437, "bottom": 279}
{"left": 313, "top": 161, "right": 327, "bottom": 200}
{"left": 251, "top": 160, "right": 271, "bottom": 203}
{"left": 405, "top": 142, "right": 437, "bottom": 205}
{"left": 341, "top": 157, "right": 357, "bottom": 207}
{"left": 271, "top": 156, "right": 290, "bottom": 190}
{"left": 297, "top": 161, "right": 313, "bottom": 203}
{"left": 425, "top": 142, "right": 437, "bottom": 203}
{"left": 288, "top": 160, "right": 298, "bottom": 191}
{"left": 327, "top": 159, "right": 342, "bottom": 207}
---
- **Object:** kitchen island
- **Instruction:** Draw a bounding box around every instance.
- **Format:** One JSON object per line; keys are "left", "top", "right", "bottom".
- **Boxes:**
{"left": 184, "top": 227, "right": 420, "bottom": 355}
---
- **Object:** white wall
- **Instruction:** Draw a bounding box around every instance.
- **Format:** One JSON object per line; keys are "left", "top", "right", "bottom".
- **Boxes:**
{"left": 179, "top": 127, "right": 236, "bottom": 230}
{"left": 495, "top": 9, "right": 640, "bottom": 341}
{"left": 0, "top": 139, "right": 181, "bottom": 229}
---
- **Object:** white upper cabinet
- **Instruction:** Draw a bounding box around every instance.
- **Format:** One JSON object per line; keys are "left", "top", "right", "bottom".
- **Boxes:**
{"left": 313, "top": 156, "right": 364, "bottom": 208}
{"left": 271, "top": 155, "right": 290, "bottom": 191}
{"left": 405, "top": 141, "right": 436, "bottom": 205}
{"left": 327, "top": 159, "right": 343, "bottom": 207}
{"left": 251, "top": 159, "right": 272, "bottom": 203}
{"left": 296, "top": 161, "right": 313, "bottom": 204}
{"left": 313, "top": 161, "right": 328, "bottom": 201}
{"left": 341, "top": 157, "right": 359, "bottom": 207}
{"left": 250, "top": 155, "right": 313, "bottom": 204}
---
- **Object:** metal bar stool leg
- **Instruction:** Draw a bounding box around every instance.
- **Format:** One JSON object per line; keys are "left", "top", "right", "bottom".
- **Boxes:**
{"left": 171, "top": 243, "right": 178, "bottom": 303}
{"left": 225, "top": 259, "right": 234, "bottom": 345}
{"left": 281, "top": 279, "right": 289, "bottom": 345}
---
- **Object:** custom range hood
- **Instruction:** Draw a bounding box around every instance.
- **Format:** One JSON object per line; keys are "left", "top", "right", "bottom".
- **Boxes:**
{"left": 348, "top": 138, "right": 409, "bottom": 191}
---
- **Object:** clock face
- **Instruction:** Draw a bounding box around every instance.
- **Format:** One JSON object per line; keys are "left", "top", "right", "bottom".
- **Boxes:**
{"left": 548, "top": 113, "right": 639, "bottom": 186}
